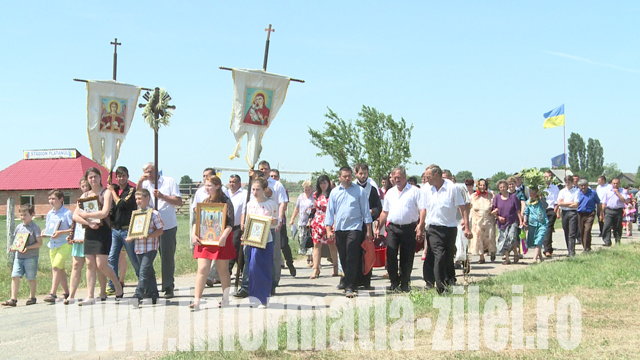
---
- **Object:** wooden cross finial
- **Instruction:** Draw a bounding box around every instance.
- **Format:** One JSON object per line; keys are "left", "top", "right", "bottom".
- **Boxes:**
{"left": 265, "top": 24, "right": 275, "bottom": 41}
{"left": 110, "top": 38, "right": 121, "bottom": 54}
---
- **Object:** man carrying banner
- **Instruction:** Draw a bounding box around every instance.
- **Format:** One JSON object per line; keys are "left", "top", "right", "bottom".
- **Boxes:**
{"left": 138, "top": 162, "right": 182, "bottom": 298}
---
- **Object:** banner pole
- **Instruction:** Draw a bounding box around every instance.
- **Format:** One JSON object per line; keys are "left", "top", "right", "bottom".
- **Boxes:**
{"left": 563, "top": 123, "right": 567, "bottom": 178}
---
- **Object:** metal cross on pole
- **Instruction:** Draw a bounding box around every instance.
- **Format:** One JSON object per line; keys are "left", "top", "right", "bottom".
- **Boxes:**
{"left": 110, "top": 38, "right": 121, "bottom": 81}
{"left": 263, "top": 24, "right": 275, "bottom": 71}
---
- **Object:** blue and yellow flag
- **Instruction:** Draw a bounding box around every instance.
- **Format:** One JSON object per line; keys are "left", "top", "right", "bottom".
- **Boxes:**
{"left": 543, "top": 104, "right": 565, "bottom": 129}
{"left": 551, "top": 153, "right": 566, "bottom": 168}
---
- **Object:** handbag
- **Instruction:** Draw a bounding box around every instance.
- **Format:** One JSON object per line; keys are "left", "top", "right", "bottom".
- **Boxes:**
{"left": 304, "top": 230, "right": 313, "bottom": 249}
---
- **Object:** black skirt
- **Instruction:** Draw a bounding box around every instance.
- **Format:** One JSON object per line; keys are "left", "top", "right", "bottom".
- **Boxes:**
{"left": 84, "top": 224, "right": 112, "bottom": 255}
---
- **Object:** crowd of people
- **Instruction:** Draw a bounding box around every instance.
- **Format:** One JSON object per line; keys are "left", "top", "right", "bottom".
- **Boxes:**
{"left": 2, "top": 161, "right": 637, "bottom": 307}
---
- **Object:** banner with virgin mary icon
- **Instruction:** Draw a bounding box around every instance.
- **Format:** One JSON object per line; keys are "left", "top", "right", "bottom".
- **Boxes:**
{"left": 86, "top": 80, "right": 141, "bottom": 170}
{"left": 228, "top": 69, "right": 290, "bottom": 168}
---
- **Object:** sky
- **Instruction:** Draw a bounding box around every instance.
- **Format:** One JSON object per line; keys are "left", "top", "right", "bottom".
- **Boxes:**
{"left": 1, "top": 1, "right": 639, "bottom": 184}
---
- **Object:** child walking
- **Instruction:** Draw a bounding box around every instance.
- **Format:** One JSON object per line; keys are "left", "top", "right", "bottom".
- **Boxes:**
{"left": 524, "top": 188, "right": 549, "bottom": 263}
{"left": 2, "top": 204, "right": 42, "bottom": 307}
{"left": 126, "top": 189, "right": 163, "bottom": 305}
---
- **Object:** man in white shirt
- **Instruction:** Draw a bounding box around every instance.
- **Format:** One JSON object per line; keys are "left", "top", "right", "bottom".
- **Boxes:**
{"left": 600, "top": 178, "right": 629, "bottom": 246}
{"left": 557, "top": 176, "right": 580, "bottom": 256}
{"left": 543, "top": 171, "right": 560, "bottom": 257}
{"left": 137, "top": 162, "right": 183, "bottom": 298}
{"left": 595, "top": 176, "right": 612, "bottom": 237}
{"left": 257, "top": 160, "right": 289, "bottom": 295}
{"left": 422, "top": 165, "right": 471, "bottom": 294}
{"left": 227, "top": 174, "right": 246, "bottom": 275}
{"left": 376, "top": 166, "right": 425, "bottom": 292}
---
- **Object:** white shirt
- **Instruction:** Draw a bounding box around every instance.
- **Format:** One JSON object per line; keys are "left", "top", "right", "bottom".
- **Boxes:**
{"left": 251, "top": 177, "right": 288, "bottom": 205}
{"left": 596, "top": 183, "right": 613, "bottom": 202}
{"left": 382, "top": 183, "right": 424, "bottom": 225}
{"left": 557, "top": 186, "right": 580, "bottom": 211}
{"left": 191, "top": 185, "right": 229, "bottom": 212}
{"left": 143, "top": 175, "right": 181, "bottom": 230}
{"left": 545, "top": 184, "right": 560, "bottom": 209}
{"left": 422, "top": 179, "right": 466, "bottom": 227}
{"left": 228, "top": 187, "right": 246, "bottom": 226}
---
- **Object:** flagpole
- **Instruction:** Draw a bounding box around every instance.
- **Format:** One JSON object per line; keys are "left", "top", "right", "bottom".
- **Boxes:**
{"left": 563, "top": 123, "right": 567, "bottom": 178}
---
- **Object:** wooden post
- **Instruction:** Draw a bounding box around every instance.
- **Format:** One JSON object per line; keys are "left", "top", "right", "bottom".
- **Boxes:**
{"left": 6, "top": 197, "right": 15, "bottom": 266}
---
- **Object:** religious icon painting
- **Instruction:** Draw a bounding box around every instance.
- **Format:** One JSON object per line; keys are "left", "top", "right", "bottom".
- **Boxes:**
{"left": 195, "top": 203, "right": 227, "bottom": 246}
{"left": 78, "top": 196, "right": 101, "bottom": 226}
{"left": 243, "top": 213, "right": 270, "bottom": 249}
{"left": 12, "top": 232, "right": 30, "bottom": 252}
{"left": 42, "top": 219, "right": 62, "bottom": 237}
{"left": 242, "top": 87, "right": 274, "bottom": 126}
{"left": 70, "top": 222, "right": 85, "bottom": 243}
{"left": 127, "top": 208, "right": 153, "bottom": 239}
{"left": 99, "top": 97, "right": 128, "bottom": 134}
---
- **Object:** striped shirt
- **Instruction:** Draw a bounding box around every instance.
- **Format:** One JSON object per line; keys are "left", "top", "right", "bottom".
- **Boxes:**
{"left": 133, "top": 207, "right": 164, "bottom": 254}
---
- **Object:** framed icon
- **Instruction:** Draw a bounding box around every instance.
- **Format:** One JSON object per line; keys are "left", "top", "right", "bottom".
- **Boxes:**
{"left": 243, "top": 213, "right": 271, "bottom": 249}
{"left": 78, "top": 195, "right": 101, "bottom": 226}
{"left": 12, "top": 232, "right": 30, "bottom": 252}
{"left": 42, "top": 219, "right": 62, "bottom": 237}
{"left": 195, "top": 202, "right": 227, "bottom": 246}
{"left": 69, "top": 222, "right": 85, "bottom": 243}
{"left": 128, "top": 208, "right": 153, "bottom": 239}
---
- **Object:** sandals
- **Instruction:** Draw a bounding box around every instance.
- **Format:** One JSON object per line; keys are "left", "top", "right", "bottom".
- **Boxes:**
{"left": 78, "top": 298, "right": 95, "bottom": 306}
{"left": 490, "top": 253, "right": 496, "bottom": 262}
{"left": 43, "top": 294, "right": 57, "bottom": 303}
{"left": 1, "top": 299, "right": 17, "bottom": 307}
{"left": 478, "top": 257, "right": 486, "bottom": 264}
{"left": 190, "top": 302, "right": 200, "bottom": 311}
{"left": 26, "top": 298, "right": 37, "bottom": 306}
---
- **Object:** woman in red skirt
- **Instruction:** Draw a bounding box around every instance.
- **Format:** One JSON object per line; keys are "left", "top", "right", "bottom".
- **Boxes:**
{"left": 190, "top": 175, "right": 236, "bottom": 310}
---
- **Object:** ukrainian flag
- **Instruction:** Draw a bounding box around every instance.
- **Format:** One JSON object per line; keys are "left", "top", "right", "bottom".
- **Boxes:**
{"left": 543, "top": 104, "right": 565, "bottom": 129}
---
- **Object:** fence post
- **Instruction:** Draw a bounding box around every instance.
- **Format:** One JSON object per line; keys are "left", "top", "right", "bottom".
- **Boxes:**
{"left": 6, "top": 197, "right": 15, "bottom": 266}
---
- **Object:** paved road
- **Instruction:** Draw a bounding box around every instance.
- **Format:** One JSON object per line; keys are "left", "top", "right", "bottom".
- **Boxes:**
{"left": 0, "top": 229, "right": 637, "bottom": 359}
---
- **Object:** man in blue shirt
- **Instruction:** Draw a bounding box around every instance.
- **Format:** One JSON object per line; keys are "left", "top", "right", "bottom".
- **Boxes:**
{"left": 325, "top": 166, "right": 373, "bottom": 298}
{"left": 577, "top": 179, "right": 600, "bottom": 252}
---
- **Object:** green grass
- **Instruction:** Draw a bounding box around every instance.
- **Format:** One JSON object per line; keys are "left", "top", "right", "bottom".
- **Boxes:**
{"left": 1, "top": 197, "right": 303, "bottom": 301}
{"left": 161, "top": 243, "right": 640, "bottom": 360}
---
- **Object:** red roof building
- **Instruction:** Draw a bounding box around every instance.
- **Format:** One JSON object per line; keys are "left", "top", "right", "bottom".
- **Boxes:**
{"left": 0, "top": 149, "right": 133, "bottom": 216}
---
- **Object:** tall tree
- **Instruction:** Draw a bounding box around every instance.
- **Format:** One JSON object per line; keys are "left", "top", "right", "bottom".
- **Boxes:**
{"left": 567, "top": 132, "right": 586, "bottom": 172}
{"left": 180, "top": 175, "right": 193, "bottom": 185}
{"left": 586, "top": 138, "right": 604, "bottom": 180}
{"left": 308, "top": 106, "right": 419, "bottom": 183}
{"left": 455, "top": 170, "right": 473, "bottom": 182}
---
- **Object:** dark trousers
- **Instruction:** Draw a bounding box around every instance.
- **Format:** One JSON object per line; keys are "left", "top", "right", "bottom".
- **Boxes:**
{"left": 602, "top": 208, "right": 623, "bottom": 246}
{"left": 228, "top": 225, "right": 243, "bottom": 273}
{"left": 578, "top": 211, "right": 595, "bottom": 251}
{"left": 597, "top": 206, "right": 604, "bottom": 235}
{"left": 386, "top": 223, "right": 417, "bottom": 288}
{"left": 159, "top": 226, "right": 177, "bottom": 292}
{"left": 543, "top": 208, "right": 557, "bottom": 254}
{"left": 423, "top": 225, "right": 457, "bottom": 293}
{"left": 561, "top": 210, "right": 578, "bottom": 256}
{"left": 134, "top": 250, "right": 159, "bottom": 299}
{"left": 280, "top": 229, "right": 294, "bottom": 268}
{"left": 335, "top": 230, "right": 363, "bottom": 291}
{"left": 355, "top": 226, "right": 372, "bottom": 288}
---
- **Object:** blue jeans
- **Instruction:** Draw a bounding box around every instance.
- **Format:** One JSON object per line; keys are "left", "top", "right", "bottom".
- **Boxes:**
{"left": 108, "top": 228, "right": 141, "bottom": 290}
{"left": 135, "top": 250, "right": 159, "bottom": 299}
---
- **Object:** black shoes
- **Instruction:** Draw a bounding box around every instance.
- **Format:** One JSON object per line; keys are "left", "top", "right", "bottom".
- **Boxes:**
{"left": 233, "top": 289, "right": 249, "bottom": 298}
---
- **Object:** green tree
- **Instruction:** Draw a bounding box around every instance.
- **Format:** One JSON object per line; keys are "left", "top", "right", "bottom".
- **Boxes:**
{"left": 488, "top": 171, "right": 509, "bottom": 191}
{"left": 308, "top": 106, "right": 419, "bottom": 183}
{"left": 586, "top": 138, "right": 604, "bottom": 180}
{"left": 455, "top": 170, "right": 473, "bottom": 182}
{"left": 567, "top": 132, "right": 586, "bottom": 172}
{"left": 602, "top": 163, "right": 621, "bottom": 181}
{"left": 180, "top": 175, "right": 193, "bottom": 185}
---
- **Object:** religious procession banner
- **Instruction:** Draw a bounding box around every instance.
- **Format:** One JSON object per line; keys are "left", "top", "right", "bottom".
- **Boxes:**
{"left": 86, "top": 80, "right": 141, "bottom": 170}
{"left": 228, "top": 69, "right": 290, "bottom": 168}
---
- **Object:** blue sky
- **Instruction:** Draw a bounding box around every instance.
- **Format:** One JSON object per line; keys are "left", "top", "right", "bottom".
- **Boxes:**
{"left": 1, "top": 1, "right": 638, "bottom": 184}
